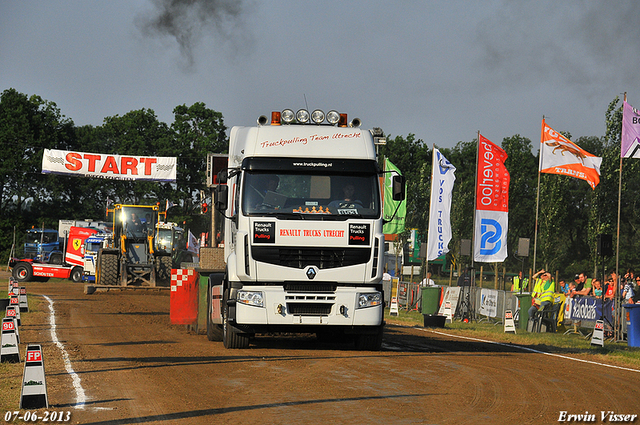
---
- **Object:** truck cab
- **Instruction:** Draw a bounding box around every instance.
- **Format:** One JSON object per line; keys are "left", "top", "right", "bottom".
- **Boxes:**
{"left": 210, "top": 109, "right": 404, "bottom": 350}
{"left": 23, "top": 228, "right": 61, "bottom": 264}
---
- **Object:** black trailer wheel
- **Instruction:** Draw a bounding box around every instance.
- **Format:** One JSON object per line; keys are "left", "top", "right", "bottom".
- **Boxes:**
{"left": 206, "top": 282, "right": 223, "bottom": 341}
{"left": 12, "top": 262, "right": 33, "bottom": 282}
{"left": 71, "top": 266, "right": 83, "bottom": 283}
{"left": 222, "top": 290, "right": 249, "bottom": 349}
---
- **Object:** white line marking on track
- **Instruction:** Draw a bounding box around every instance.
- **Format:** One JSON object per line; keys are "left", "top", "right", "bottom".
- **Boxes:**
{"left": 420, "top": 327, "right": 640, "bottom": 374}
{"left": 43, "top": 295, "right": 87, "bottom": 409}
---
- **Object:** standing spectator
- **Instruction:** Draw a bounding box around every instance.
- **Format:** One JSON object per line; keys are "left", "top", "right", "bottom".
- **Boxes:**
{"left": 590, "top": 279, "right": 603, "bottom": 298}
{"left": 622, "top": 278, "right": 635, "bottom": 304}
{"left": 573, "top": 272, "right": 591, "bottom": 296}
{"left": 511, "top": 270, "right": 528, "bottom": 293}
{"left": 604, "top": 273, "right": 617, "bottom": 301}
{"left": 559, "top": 280, "right": 570, "bottom": 296}
{"left": 420, "top": 272, "right": 435, "bottom": 287}
{"left": 566, "top": 281, "right": 578, "bottom": 298}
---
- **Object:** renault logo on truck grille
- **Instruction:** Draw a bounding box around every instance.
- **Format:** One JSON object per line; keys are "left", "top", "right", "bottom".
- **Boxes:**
{"left": 306, "top": 267, "right": 317, "bottom": 280}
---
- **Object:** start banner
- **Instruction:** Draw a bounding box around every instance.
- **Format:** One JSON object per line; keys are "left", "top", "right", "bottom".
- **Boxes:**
{"left": 42, "top": 149, "right": 177, "bottom": 182}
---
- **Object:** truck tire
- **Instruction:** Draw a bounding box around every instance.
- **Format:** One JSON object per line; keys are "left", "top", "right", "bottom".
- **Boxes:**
{"left": 12, "top": 262, "right": 33, "bottom": 282}
{"left": 222, "top": 290, "right": 249, "bottom": 349}
{"left": 49, "top": 253, "right": 63, "bottom": 265}
{"left": 354, "top": 326, "right": 384, "bottom": 351}
{"left": 71, "top": 266, "right": 83, "bottom": 283}
{"left": 207, "top": 282, "right": 223, "bottom": 341}
{"left": 97, "top": 251, "right": 118, "bottom": 286}
{"left": 155, "top": 255, "right": 172, "bottom": 285}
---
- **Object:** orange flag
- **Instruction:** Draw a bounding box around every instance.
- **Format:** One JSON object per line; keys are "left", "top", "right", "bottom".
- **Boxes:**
{"left": 539, "top": 119, "right": 602, "bottom": 189}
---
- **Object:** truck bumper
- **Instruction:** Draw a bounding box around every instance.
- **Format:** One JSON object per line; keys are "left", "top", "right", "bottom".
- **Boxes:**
{"left": 234, "top": 286, "right": 383, "bottom": 328}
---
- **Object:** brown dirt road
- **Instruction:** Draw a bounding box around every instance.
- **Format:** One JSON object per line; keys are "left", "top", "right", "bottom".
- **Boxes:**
{"left": 6, "top": 277, "right": 640, "bottom": 425}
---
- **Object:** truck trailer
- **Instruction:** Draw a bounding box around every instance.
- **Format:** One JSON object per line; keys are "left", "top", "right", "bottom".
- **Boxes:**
{"left": 208, "top": 109, "right": 404, "bottom": 350}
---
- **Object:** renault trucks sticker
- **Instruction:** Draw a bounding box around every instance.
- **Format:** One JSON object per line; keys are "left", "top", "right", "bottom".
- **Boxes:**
{"left": 253, "top": 222, "right": 275, "bottom": 243}
{"left": 348, "top": 223, "right": 370, "bottom": 245}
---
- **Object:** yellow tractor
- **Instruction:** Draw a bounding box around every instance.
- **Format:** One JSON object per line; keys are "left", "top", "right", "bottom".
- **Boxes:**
{"left": 96, "top": 204, "right": 172, "bottom": 286}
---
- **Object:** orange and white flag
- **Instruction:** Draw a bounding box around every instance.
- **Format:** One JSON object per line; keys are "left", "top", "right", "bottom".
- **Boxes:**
{"left": 539, "top": 119, "right": 602, "bottom": 190}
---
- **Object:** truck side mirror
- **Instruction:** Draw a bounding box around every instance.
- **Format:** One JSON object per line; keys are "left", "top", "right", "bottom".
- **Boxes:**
{"left": 392, "top": 174, "right": 405, "bottom": 201}
{"left": 215, "top": 185, "right": 228, "bottom": 212}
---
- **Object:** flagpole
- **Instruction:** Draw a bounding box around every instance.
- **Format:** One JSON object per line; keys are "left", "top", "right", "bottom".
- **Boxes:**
{"left": 472, "top": 132, "right": 480, "bottom": 279}
{"left": 532, "top": 117, "right": 545, "bottom": 277}
{"left": 424, "top": 145, "right": 435, "bottom": 282}
{"left": 616, "top": 94, "right": 626, "bottom": 279}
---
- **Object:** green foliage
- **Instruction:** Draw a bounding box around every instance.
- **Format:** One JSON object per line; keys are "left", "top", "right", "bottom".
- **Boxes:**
{"left": 0, "top": 89, "right": 227, "bottom": 261}
{"left": 3, "top": 88, "right": 640, "bottom": 280}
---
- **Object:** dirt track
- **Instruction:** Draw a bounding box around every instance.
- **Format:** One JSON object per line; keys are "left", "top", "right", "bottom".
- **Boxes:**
{"left": 9, "top": 278, "right": 640, "bottom": 425}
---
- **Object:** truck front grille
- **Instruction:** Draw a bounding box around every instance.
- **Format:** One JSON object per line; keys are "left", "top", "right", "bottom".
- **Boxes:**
{"left": 286, "top": 303, "right": 333, "bottom": 316}
{"left": 252, "top": 247, "right": 370, "bottom": 269}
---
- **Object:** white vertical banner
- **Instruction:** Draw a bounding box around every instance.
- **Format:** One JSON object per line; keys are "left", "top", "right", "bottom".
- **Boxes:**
{"left": 474, "top": 210, "right": 508, "bottom": 263}
{"left": 427, "top": 148, "right": 456, "bottom": 261}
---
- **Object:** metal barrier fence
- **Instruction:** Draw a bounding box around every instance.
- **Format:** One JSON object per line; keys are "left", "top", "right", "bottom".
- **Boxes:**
{"left": 391, "top": 281, "right": 629, "bottom": 339}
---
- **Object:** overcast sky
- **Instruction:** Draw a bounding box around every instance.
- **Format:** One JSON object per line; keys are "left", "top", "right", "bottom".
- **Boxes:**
{"left": 2, "top": 0, "right": 638, "bottom": 150}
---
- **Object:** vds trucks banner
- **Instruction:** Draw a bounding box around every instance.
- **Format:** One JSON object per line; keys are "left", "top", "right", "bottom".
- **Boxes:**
{"left": 42, "top": 149, "right": 177, "bottom": 182}
{"left": 427, "top": 148, "right": 456, "bottom": 261}
{"left": 474, "top": 135, "right": 509, "bottom": 263}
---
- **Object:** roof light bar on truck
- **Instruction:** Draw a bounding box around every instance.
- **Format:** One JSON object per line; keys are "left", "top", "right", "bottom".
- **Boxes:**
{"left": 264, "top": 109, "right": 359, "bottom": 127}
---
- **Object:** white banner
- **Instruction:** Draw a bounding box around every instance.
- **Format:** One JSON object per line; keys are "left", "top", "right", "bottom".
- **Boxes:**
{"left": 187, "top": 230, "right": 200, "bottom": 256}
{"left": 42, "top": 149, "right": 176, "bottom": 182}
{"left": 474, "top": 210, "right": 508, "bottom": 262}
{"left": 438, "top": 286, "right": 461, "bottom": 316}
{"left": 427, "top": 148, "right": 456, "bottom": 261}
{"left": 478, "top": 288, "right": 499, "bottom": 318}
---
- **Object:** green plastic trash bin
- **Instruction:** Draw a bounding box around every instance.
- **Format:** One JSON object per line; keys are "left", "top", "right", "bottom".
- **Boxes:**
{"left": 421, "top": 286, "right": 441, "bottom": 315}
{"left": 515, "top": 293, "right": 532, "bottom": 331}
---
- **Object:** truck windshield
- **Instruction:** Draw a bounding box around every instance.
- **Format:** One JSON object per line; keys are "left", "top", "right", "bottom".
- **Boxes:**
{"left": 242, "top": 172, "right": 380, "bottom": 218}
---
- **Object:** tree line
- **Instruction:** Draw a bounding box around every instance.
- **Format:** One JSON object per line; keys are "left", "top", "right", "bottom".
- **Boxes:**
{"left": 1, "top": 88, "right": 637, "bottom": 279}
{"left": 378, "top": 96, "right": 640, "bottom": 279}
{"left": 0, "top": 88, "right": 226, "bottom": 260}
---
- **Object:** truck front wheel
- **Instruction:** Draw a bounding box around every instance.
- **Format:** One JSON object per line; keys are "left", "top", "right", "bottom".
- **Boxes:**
{"left": 354, "top": 326, "right": 384, "bottom": 351}
{"left": 222, "top": 290, "right": 249, "bottom": 349}
{"left": 12, "top": 262, "right": 33, "bottom": 282}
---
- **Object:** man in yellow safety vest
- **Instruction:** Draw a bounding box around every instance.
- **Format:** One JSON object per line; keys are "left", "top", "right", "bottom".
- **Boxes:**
{"left": 511, "top": 270, "right": 529, "bottom": 293}
{"left": 528, "top": 269, "right": 555, "bottom": 320}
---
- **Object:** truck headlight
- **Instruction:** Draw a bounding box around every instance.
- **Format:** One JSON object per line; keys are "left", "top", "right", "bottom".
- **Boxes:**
{"left": 356, "top": 292, "right": 382, "bottom": 309}
{"left": 237, "top": 290, "right": 264, "bottom": 308}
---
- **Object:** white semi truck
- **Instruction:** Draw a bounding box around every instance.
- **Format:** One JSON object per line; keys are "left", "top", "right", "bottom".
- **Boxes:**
{"left": 208, "top": 109, "right": 404, "bottom": 350}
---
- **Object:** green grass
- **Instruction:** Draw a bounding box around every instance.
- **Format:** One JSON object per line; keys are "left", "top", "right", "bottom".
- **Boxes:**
{"left": 385, "top": 308, "right": 640, "bottom": 369}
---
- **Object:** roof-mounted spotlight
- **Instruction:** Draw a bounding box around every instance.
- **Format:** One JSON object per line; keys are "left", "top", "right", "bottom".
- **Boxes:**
{"left": 326, "top": 110, "right": 340, "bottom": 125}
{"left": 281, "top": 109, "right": 295, "bottom": 124}
{"left": 311, "top": 109, "right": 325, "bottom": 124}
{"left": 349, "top": 118, "right": 361, "bottom": 128}
{"left": 296, "top": 109, "right": 310, "bottom": 123}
